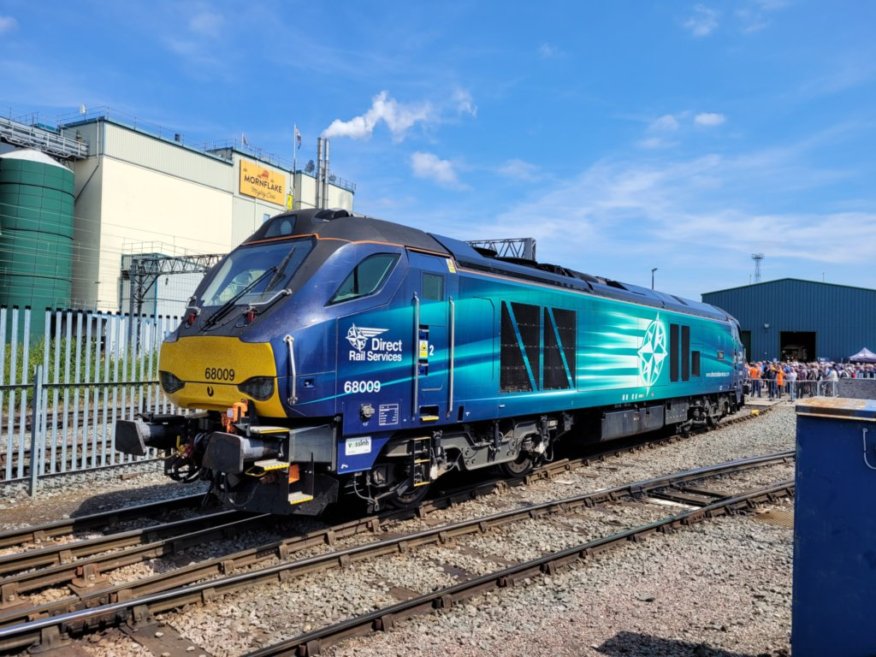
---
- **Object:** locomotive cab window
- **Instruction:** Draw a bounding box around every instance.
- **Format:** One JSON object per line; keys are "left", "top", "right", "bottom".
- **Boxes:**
{"left": 330, "top": 253, "right": 399, "bottom": 304}
{"left": 200, "top": 238, "right": 313, "bottom": 306}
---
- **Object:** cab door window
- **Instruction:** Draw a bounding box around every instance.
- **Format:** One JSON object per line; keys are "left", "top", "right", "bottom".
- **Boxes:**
{"left": 329, "top": 253, "right": 399, "bottom": 304}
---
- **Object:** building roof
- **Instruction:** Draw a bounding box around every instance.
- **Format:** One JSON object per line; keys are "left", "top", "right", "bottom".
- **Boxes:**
{"left": 703, "top": 277, "right": 876, "bottom": 297}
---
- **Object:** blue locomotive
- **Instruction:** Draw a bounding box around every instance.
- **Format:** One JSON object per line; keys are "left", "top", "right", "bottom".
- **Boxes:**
{"left": 116, "top": 208, "right": 746, "bottom": 514}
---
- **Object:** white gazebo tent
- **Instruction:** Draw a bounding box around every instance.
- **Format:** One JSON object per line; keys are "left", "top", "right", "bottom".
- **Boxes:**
{"left": 849, "top": 347, "right": 876, "bottom": 363}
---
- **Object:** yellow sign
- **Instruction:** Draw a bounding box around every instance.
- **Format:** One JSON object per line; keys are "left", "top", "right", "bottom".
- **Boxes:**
{"left": 239, "top": 160, "right": 285, "bottom": 205}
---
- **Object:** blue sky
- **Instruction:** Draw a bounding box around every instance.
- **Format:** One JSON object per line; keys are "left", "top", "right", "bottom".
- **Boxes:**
{"left": 2, "top": 0, "right": 874, "bottom": 300}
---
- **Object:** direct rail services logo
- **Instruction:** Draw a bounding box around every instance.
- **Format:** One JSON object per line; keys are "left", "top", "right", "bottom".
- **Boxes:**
{"left": 346, "top": 324, "right": 403, "bottom": 362}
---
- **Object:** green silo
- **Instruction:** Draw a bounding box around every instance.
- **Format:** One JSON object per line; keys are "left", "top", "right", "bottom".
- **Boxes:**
{"left": 0, "top": 149, "right": 75, "bottom": 336}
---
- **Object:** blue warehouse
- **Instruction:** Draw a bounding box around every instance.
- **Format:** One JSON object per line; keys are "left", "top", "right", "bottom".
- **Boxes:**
{"left": 702, "top": 279, "right": 876, "bottom": 363}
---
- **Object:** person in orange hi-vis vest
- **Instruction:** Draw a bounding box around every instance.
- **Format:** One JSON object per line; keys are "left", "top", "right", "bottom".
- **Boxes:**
{"left": 750, "top": 363, "right": 762, "bottom": 398}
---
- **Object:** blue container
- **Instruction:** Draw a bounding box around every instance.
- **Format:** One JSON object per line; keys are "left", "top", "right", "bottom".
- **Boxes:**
{"left": 793, "top": 397, "right": 876, "bottom": 657}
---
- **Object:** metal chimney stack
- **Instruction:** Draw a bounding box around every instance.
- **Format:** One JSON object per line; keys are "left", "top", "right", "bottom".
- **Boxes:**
{"left": 316, "top": 137, "right": 324, "bottom": 208}
{"left": 315, "top": 137, "right": 331, "bottom": 209}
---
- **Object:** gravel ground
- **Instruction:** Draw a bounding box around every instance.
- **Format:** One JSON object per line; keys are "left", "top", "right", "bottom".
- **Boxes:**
{"left": 3, "top": 401, "right": 796, "bottom": 657}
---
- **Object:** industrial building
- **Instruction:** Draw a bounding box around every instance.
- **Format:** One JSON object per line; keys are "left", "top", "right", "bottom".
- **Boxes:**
{"left": 702, "top": 278, "right": 876, "bottom": 362}
{"left": 0, "top": 112, "right": 355, "bottom": 332}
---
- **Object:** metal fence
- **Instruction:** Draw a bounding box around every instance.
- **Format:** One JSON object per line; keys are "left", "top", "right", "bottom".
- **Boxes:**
{"left": 0, "top": 307, "right": 182, "bottom": 492}
{"left": 745, "top": 376, "right": 876, "bottom": 400}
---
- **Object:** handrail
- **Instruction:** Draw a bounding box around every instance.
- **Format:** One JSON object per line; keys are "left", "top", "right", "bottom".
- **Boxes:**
{"left": 0, "top": 116, "right": 89, "bottom": 159}
{"left": 284, "top": 335, "right": 297, "bottom": 404}
{"left": 448, "top": 296, "right": 455, "bottom": 417}
{"left": 412, "top": 293, "right": 420, "bottom": 417}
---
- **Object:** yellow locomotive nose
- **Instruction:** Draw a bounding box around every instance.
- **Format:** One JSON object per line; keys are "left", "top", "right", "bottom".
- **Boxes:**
{"left": 159, "top": 336, "right": 285, "bottom": 416}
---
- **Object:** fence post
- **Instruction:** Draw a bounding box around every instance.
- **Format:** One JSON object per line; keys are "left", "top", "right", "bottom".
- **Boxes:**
{"left": 28, "top": 365, "right": 44, "bottom": 496}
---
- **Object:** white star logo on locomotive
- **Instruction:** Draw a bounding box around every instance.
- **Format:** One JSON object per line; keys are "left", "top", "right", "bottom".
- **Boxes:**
{"left": 638, "top": 317, "right": 668, "bottom": 387}
{"left": 346, "top": 324, "right": 388, "bottom": 352}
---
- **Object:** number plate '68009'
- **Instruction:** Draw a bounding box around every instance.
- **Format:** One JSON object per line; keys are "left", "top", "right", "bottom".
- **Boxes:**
{"left": 204, "top": 367, "right": 236, "bottom": 381}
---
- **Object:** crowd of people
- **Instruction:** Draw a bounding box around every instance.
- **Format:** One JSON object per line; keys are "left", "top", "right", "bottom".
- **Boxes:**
{"left": 746, "top": 360, "right": 876, "bottom": 401}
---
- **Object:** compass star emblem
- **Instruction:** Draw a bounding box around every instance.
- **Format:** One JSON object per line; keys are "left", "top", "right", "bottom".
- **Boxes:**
{"left": 638, "top": 317, "right": 667, "bottom": 387}
{"left": 345, "top": 324, "right": 388, "bottom": 352}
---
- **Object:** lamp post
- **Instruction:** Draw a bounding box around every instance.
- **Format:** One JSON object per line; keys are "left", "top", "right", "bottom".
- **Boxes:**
{"left": 651, "top": 267, "right": 658, "bottom": 290}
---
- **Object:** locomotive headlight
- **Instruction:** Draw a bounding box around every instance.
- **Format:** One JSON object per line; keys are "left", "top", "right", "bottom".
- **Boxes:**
{"left": 159, "top": 370, "right": 185, "bottom": 393}
{"left": 238, "top": 376, "right": 275, "bottom": 401}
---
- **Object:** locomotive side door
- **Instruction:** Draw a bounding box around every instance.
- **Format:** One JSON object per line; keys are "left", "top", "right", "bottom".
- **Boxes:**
{"left": 407, "top": 251, "right": 458, "bottom": 423}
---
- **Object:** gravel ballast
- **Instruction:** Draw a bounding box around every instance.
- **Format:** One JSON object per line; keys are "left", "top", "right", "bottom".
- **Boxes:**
{"left": 3, "top": 402, "right": 796, "bottom": 657}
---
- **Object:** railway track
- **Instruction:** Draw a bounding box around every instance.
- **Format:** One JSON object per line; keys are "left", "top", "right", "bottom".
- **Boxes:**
{"left": 0, "top": 492, "right": 208, "bottom": 551}
{"left": 248, "top": 463, "right": 794, "bottom": 657}
{"left": 0, "top": 447, "right": 793, "bottom": 654}
{"left": 0, "top": 406, "right": 769, "bottom": 593}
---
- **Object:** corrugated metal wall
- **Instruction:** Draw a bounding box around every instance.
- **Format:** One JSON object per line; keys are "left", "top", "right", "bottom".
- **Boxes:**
{"left": 702, "top": 279, "right": 876, "bottom": 362}
{"left": 103, "top": 122, "right": 230, "bottom": 190}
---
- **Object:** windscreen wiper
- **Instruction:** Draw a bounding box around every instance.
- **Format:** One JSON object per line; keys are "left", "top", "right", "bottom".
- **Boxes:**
{"left": 264, "top": 245, "right": 298, "bottom": 293}
{"left": 202, "top": 267, "right": 276, "bottom": 330}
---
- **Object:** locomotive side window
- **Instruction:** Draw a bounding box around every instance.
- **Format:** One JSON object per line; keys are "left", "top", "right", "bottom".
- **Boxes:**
{"left": 422, "top": 273, "right": 444, "bottom": 300}
{"left": 330, "top": 253, "right": 399, "bottom": 304}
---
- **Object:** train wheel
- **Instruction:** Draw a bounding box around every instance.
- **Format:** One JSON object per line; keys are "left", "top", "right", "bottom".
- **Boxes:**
{"left": 385, "top": 482, "right": 431, "bottom": 510}
{"left": 499, "top": 453, "right": 534, "bottom": 478}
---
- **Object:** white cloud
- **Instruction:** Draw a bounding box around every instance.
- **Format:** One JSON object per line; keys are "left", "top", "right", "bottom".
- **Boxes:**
{"left": 683, "top": 5, "right": 719, "bottom": 37}
{"left": 651, "top": 114, "right": 680, "bottom": 131}
{"left": 189, "top": 10, "right": 224, "bottom": 38}
{"left": 158, "top": 4, "right": 229, "bottom": 73}
{"left": 736, "top": 0, "right": 790, "bottom": 33}
{"left": 0, "top": 16, "right": 18, "bottom": 33}
{"left": 638, "top": 136, "right": 672, "bottom": 150}
{"left": 411, "top": 151, "right": 461, "bottom": 187}
{"left": 323, "top": 91, "right": 433, "bottom": 141}
{"left": 498, "top": 159, "right": 540, "bottom": 181}
{"left": 637, "top": 111, "right": 724, "bottom": 148}
{"left": 538, "top": 43, "right": 560, "bottom": 59}
{"left": 695, "top": 112, "right": 726, "bottom": 126}
{"left": 638, "top": 114, "right": 681, "bottom": 149}
{"left": 452, "top": 88, "right": 477, "bottom": 117}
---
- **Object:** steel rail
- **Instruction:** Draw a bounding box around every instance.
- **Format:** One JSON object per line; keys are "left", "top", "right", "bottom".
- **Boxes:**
{"left": 0, "top": 513, "right": 271, "bottom": 600}
{"left": 0, "top": 450, "right": 793, "bottom": 652}
{"left": 0, "top": 492, "right": 208, "bottom": 550}
{"left": 246, "top": 477, "right": 796, "bottom": 657}
{"left": 0, "top": 508, "right": 246, "bottom": 577}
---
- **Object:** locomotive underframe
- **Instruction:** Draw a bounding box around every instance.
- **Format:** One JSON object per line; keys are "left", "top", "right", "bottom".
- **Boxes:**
{"left": 116, "top": 389, "right": 739, "bottom": 515}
